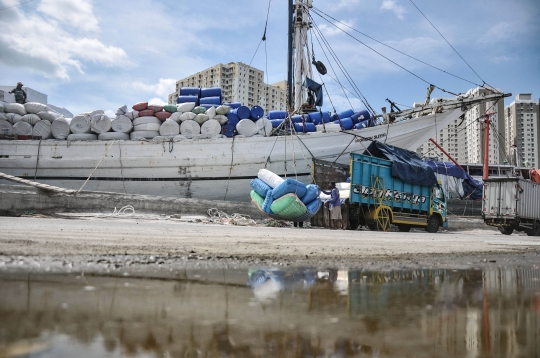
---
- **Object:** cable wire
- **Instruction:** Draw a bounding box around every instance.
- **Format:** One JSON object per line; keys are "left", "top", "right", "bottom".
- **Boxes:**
{"left": 0, "top": 0, "right": 35, "bottom": 12}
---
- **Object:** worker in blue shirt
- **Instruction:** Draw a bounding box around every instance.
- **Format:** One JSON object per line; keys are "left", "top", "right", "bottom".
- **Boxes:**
{"left": 322, "top": 182, "right": 345, "bottom": 230}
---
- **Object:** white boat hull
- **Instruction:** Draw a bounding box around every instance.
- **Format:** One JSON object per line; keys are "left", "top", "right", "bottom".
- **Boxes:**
{"left": 0, "top": 109, "right": 461, "bottom": 201}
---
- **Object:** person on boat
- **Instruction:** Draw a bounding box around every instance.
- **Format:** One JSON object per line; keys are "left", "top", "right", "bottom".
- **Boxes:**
{"left": 9, "top": 82, "right": 27, "bottom": 104}
{"left": 322, "top": 182, "right": 345, "bottom": 230}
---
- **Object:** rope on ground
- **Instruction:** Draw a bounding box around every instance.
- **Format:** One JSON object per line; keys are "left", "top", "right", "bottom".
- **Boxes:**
{"left": 112, "top": 205, "right": 135, "bottom": 216}
{"left": 206, "top": 208, "right": 257, "bottom": 226}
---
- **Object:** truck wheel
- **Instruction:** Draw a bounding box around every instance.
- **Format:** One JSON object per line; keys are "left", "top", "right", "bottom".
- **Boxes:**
{"left": 498, "top": 227, "right": 513, "bottom": 235}
{"left": 425, "top": 216, "right": 439, "bottom": 233}
{"left": 526, "top": 224, "right": 540, "bottom": 236}
{"left": 397, "top": 225, "right": 412, "bottom": 232}
{"left": 367, "top": 223, "right": 377, "bottom": 231}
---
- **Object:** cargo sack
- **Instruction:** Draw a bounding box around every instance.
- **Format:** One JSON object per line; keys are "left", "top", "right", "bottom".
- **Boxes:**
{"left": 21, "top": 114, "right": 41, "bottom": 125}
{"left": 163, "top": 105, "right": 177, "bottom": 113}
{"left": 236, "top": 119, "right": 257, "bottom": 137}
{"left": 169, "top": 112, "right": 183, "bottom": 122}
{"left": 301, "top": 184, "right": 320, "bottom": 204}
{"left": 250, "top": 190, "right": 265, "bottom": 210}
{"left": 262, "top": 190, "right": 274, "bottom": 214}
{"left": 270, "top": 193, "right": 308, "bottom": 218}
{"left": 98, "top": 132, "right": 129, "bottom": 140}
{"left": 0, "top": 113, "right": 6, "bottom": 121}
{"left": 159, "top": 119, "right": 180, "bottom": 136}
{"left": 193, "top": 113, "right": 209, "bottom": 125}
{"left": 138, "top": 109, "right": 154, "bottom": 117}
{"left": 24, "top": 102, "right": 48, "bottom": 114}
{"left": 272, "top": 178, "right": 307, "bottom": 199}
{"left": 32, "top": 120, "right": 51, "bottom": 139}
{"left": 125, "top": 110, "right": 139, "bottom": 120}
{"left": 0, "top": 103, "right": 4, "bottom": 112}
{"left": 67, "top": 133, "right": 98, "bottom": 141}
{"left": 179, "top": 112, "right": 196, "bottom": 121}
{"left": 5, "top": 113, "right": 22, "bottom": 124}
{"left": 5, "top": 103, "right": 26, "bottom": 116}
{"left": 257, "top": 168, "right": 285, "bottom": 188}
{"left": 51, "top": 117, "right": 71, "bottom": 139}
{"left": 147, "top": 104, "right": 163, "bottom": 112}
{"left": 214, "top": 115, "right": 228, "bottom": 125}
{"left": 134, "top": 122, "right": 160, "bottom": 131}
{"left": 111, "top": 115, "right": 133, "bottom": 133}
{"left": 132, "top": 102, "right": 148, "bottom": 111}
{"left": 191, "top": 106, "right": 206, "bottom": 115}
{"left": 0, "top": 121, "right": 13, "bottom": 136}
{"left": 70, "top": 114, "right": 92, "bottom": 133}
{"left": 306, "top": 198, "right": 321, "bottom": 214}
{"left": 155, "top": 111, "right": 172, "bottom": 121}
{"left": 206, "top": 106, "right": 216, "bottom": 119}
{"left": 176, "top": 102, "right": 196, "bottom": 112}
{"left": 255, "top": 118, "right": 272, "bottom": 136}
{"left": 37, "top": 111, "right": 62, "bottom": 122}
{"left": 173, "top": 135, "right": 187, "bottom": 142}
{"left": 115, "top": 105, "right": 128, "bottom": 116}
{"left": 216, "top": 105, "right": 230, "bottom": 115}
{"left": 180, "top": 120, "right": 200, "bottom": 138}
{"left": 133, "top": 116, "right": 161, "bottom": 126}
{"left": 91, "top": 115, "right": 112, "bottom": 134}
{"left": 200, "top": 119, "right": 221, "bottom": 136}
{"left": 130, "top": 130, "right": 159, "bottom": 140}
{"left": 250, "top": 178, "right": 272, "bottom": 198}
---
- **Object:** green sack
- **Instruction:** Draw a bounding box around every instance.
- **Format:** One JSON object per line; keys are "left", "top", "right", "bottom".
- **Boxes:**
{"left": 270, "top": 193, "right": 307, "bottom": 219}
{"left": 192, "top": 106, "right": 207, "bottom": 115}
{"left": 163, "top": 105, "right": 177, "bottom": 113}
{"left": 250, "top": 190, "right": 264, "bottom": 209}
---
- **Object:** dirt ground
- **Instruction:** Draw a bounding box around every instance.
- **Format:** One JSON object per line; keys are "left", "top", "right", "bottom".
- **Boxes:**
{"left": 1, "top": 215, "right": 539, "bottom": 275}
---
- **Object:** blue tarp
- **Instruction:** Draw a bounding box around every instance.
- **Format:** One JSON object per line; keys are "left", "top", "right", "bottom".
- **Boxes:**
{"left": 363, "top": 141, "right": 437, "bottom": 186}
{"left": 303, "top": 78, "right": 323, "bottom": 107}
{"left": 425, "top": 161, "right": 483, "bottom": 200}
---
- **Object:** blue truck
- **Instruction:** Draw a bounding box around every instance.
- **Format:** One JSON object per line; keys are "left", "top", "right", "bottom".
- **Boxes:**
{"left": 347, "top": 143, "right": 448, "bottom": 232}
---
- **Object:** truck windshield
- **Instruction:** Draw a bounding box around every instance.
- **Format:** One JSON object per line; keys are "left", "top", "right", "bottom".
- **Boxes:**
{"left": 434, "top": 187, "right": 444, "bottom": 200}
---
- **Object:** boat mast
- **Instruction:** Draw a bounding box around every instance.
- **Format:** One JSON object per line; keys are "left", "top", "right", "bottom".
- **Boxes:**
{"left": 287, "top": 0, "right": 294, "bottom": 112}
{"left": 290, "top": 0, "right": 313, "bottom": 112}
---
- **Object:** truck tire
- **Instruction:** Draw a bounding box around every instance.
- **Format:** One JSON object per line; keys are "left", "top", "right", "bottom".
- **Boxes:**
{"left": 425, "top": 216, "right": 439, "bottom": 233}
{"left": 498, "top": 226, "right": 513, "bottom": 235}
{"left": 526, "top": 223, "right": 540, "bottom": 236}
{"left": 397, "top": 225, "right": 412, "bottom": 232}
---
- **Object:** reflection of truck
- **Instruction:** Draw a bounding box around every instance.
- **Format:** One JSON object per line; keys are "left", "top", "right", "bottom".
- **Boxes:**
{"left": 482, "top": 178, "right": 540, "bottom": 236}
{"left": 348, "top": 152, "right": 448, "bottom": 232}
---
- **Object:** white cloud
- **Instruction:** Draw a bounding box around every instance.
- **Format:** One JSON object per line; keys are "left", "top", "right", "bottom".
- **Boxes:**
{"left": 37, "top": 0, "right": 99, "bottom": 32}
{"left": 380, "top": 0, "right": 406, "bottom": 19}
{"left": 148, "top": 97, "right": 167, "bottom": 106}
{"left": 319, "top": 20, "right": 355, "bottom": 37}
{"left": 336, "top": 0, "right": 361, "bottom": 9}
{"left": 131, "top": 78, "right": 177, "bottom": 98}
{"left": 0, "top": 0, "right": 129, "bottom": 79}
{"left": 477, "top": 22, "right": 525, "bottom": 45}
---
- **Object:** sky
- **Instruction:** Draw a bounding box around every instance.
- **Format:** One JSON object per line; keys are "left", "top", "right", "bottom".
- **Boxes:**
{"left": 0, "top": 0, "right": 539, "bottom": 117}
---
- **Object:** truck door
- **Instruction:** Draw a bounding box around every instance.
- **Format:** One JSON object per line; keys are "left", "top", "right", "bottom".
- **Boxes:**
{"left": 432, "top": 185, "right": 447, "bottom": 222}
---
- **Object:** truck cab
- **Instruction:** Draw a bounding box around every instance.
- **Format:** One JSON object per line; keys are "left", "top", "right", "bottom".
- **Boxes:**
{"left": 431, "top": 182, "right": 448, "bottom": 229}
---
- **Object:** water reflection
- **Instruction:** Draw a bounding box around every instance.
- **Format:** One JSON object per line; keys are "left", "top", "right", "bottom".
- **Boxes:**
{"left": 0, "top": 267, "right": 538, "bottom": 357}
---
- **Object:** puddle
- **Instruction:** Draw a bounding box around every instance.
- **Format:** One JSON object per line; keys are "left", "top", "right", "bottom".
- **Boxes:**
{"left": 0, "top": 267, "right": 539, "bottom": 357}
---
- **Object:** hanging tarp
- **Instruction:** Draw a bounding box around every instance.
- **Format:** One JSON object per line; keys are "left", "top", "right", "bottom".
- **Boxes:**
{"left": 363, "top": 141, "right": 437, "bottom": 186}
{"left": 303, "top": 77, "right": 323, "bottom": 106}
{"left": 530, "top": 169, "right": 540, "bottom": 184}
{"left": 425, "top": 161, "right": 483, "bottom": 200}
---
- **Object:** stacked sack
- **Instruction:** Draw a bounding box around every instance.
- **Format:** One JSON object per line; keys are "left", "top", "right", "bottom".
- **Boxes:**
{"left": 249, "top": 168, "right": 321, "bottom": 221}
{"left": 0, "top": 102, "right": 66, "bottom": 139}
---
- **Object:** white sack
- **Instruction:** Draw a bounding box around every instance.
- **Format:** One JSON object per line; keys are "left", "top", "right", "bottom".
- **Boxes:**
{"left": 134, "top": 122, "right": 160, "bottom": 131}
{"left": 0, "top": 103, "right": 4, "bottom": 112}
{"left": 5, "top": 113, "right": 22, "bottom": 124}
{"left": 214, "top": 114, "right": 228, "bottom": 125}
{"left": 51, "top": 117, "right": 72, "bottom": 139}
{"left": 133, "top": 116, "right": 161, "bottom": 126}
{"left": 98, "top": 132, "right": 130, "bottom": 140}
{"left": 37, "top": 111, "right": 62, "bottom": 122}
{"left": 111, "top": 115, "right": 133, "bottom": 133}
{"left": 159, "top": 119, "right": 180, "bottom": 136}
{"left": 257, "top": 168, "right": 285, "bottom": 188}
{"left": 89, "top": 110, "right": 104, "bottom": 118}
{"left": 5, "top": 103, "right": 26, "bottom": 115}
{"left": 91, "top": 114, "right": 112, "bottom": 134}
{"left": 32, "top": 120, "right": 52, "bottom": 139}
{"left": 68, "top": 133, "right": 98, "bottom": 141}
{"left": 179, "top": 112, "right": 196, "bottom": 121}
{"left": 24, "top": 102, "right": 48, "bottom": 114}
{"left": 169, "top": 112, "right": 183, "bottom": 123}
{"left": 236, "top": 119, "right": 257, "bottom": 137}
{"left": 70, "top": 114, "right": 92, "bottom": 133}
{"left": 206, "top": 106, "right": 216, "bottom": 119}
{"left": 200, "top": 119, "right": 221, "bottom": 136}
{"left": 255, "top": 117, "right": 272, "bottom": 136}
{"left": 115, "top": 105, "right": 128, "bottom": 116}
{"left": 130, "top": 131, "right": 159, "bottom": 140}
{"left": 180, "top": 120, "right": 200, "bottom": 138}
{"left": 216, "top": 105, "right": 230, "bottom": 115}
{"left": 0, "top": 113, "right": 6, "bottom": 121}
{"left": 125, "top": 110, "right": 139, "bottom": 120}
{"left": 0, "top": 121, "right": 13, "bottom": 135}
{"left": 12, "top": 121, "right": 33, "bottom": 136}
{"left": 176, "top": 102, "right": 196, "bottom": 112}
{"left": 21, "top": 114, "right": 41, "bottom": 125}
{"left": 193, "top": 113, "right": 209, "bottom": 125}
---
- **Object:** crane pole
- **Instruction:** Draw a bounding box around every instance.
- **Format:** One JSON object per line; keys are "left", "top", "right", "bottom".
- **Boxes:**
{"left": 483, "top": 113, "right": 496, "bottom": 180}
{"left": 429, "top": 138, "right": 463, "bottom": 170}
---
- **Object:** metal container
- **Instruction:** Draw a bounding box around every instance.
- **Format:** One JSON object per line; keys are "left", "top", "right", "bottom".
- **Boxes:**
{"left": 483, "top": 178, "right": 540, "bottom": 220}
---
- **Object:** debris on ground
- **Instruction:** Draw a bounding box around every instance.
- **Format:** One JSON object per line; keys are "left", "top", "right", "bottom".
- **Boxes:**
{"left": 204, "top": 208, "right": 257, "bottom": 226}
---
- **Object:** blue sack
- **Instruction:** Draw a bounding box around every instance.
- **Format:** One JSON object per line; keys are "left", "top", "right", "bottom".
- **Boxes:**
{"left": 271, "top": 178, "right": 307, "bottom": 200}
{"left": 250, "top": 178, "right": 272, "bottom": 198}
{"left": 301, "top": 184, "right": 319, "bottom": 204}
{"left": 306, "top": 198, "right": 321, "bottom": 214}
{"left": 262, "top": 190, "right": 274, "bottom": 214}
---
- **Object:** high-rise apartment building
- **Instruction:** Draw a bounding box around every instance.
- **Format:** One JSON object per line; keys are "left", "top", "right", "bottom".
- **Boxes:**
{"left": 168, "top": 62, "right": 287, "bottom": 112}
{"left": 504, "top": 94, "right": 539, "bottom": 168}
{"left": 416, "top": 87, "right": 505, "bottom": 164}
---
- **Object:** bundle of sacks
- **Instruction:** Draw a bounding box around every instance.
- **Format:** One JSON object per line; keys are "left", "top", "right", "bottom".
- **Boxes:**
{"left": 0, "top": 102, "right": 65, "bottom": 138}
{"left": 249, "top": 168, "right": 321, "bottom": 221}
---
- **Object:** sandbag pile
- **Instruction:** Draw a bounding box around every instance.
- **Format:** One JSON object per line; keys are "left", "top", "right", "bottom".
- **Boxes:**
{"left": 249, "top": 168, "right": 321, "bottom": 221}
{"left": 0, "top": 102, "right": 66, "bottom": 139}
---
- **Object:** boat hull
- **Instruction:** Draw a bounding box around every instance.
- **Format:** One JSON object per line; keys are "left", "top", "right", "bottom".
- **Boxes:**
{"left": 0, "top": 109, "right": 461, "bottom": 201}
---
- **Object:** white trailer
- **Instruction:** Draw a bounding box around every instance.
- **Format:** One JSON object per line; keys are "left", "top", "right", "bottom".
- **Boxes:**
{"left": 482, "top": 178, "right": 540, "bottom": 236}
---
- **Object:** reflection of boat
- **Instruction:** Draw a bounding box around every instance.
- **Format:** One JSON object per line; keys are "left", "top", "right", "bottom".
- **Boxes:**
{"left": 0, "top": 1, "right": 508, "bottom": 201}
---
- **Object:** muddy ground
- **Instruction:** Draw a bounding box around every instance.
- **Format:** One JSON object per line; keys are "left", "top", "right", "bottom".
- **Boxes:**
{"left": 0, "top": 215, "right": 539, "bottom": 275}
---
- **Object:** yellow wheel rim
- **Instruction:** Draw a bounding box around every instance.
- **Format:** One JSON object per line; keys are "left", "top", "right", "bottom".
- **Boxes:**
{"left": 376, "top": 207, "right": 392, "bottom": 232}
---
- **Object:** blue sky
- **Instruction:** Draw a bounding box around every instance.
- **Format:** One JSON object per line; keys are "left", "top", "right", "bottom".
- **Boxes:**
{"left": 1, "top": 0, "right": 539, "bottom": 117}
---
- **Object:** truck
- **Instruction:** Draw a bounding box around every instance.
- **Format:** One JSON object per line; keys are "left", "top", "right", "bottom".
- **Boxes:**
{"left": 347, "top": 151, "right": 448, "bottom": 232}
{"left": 482, "top": 178, "right": 540, "bottom": 236}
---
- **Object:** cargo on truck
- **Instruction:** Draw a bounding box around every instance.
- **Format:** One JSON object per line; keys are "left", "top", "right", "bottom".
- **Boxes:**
{"left": 482, "top": 177, "right": 540, "bottom": 236}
